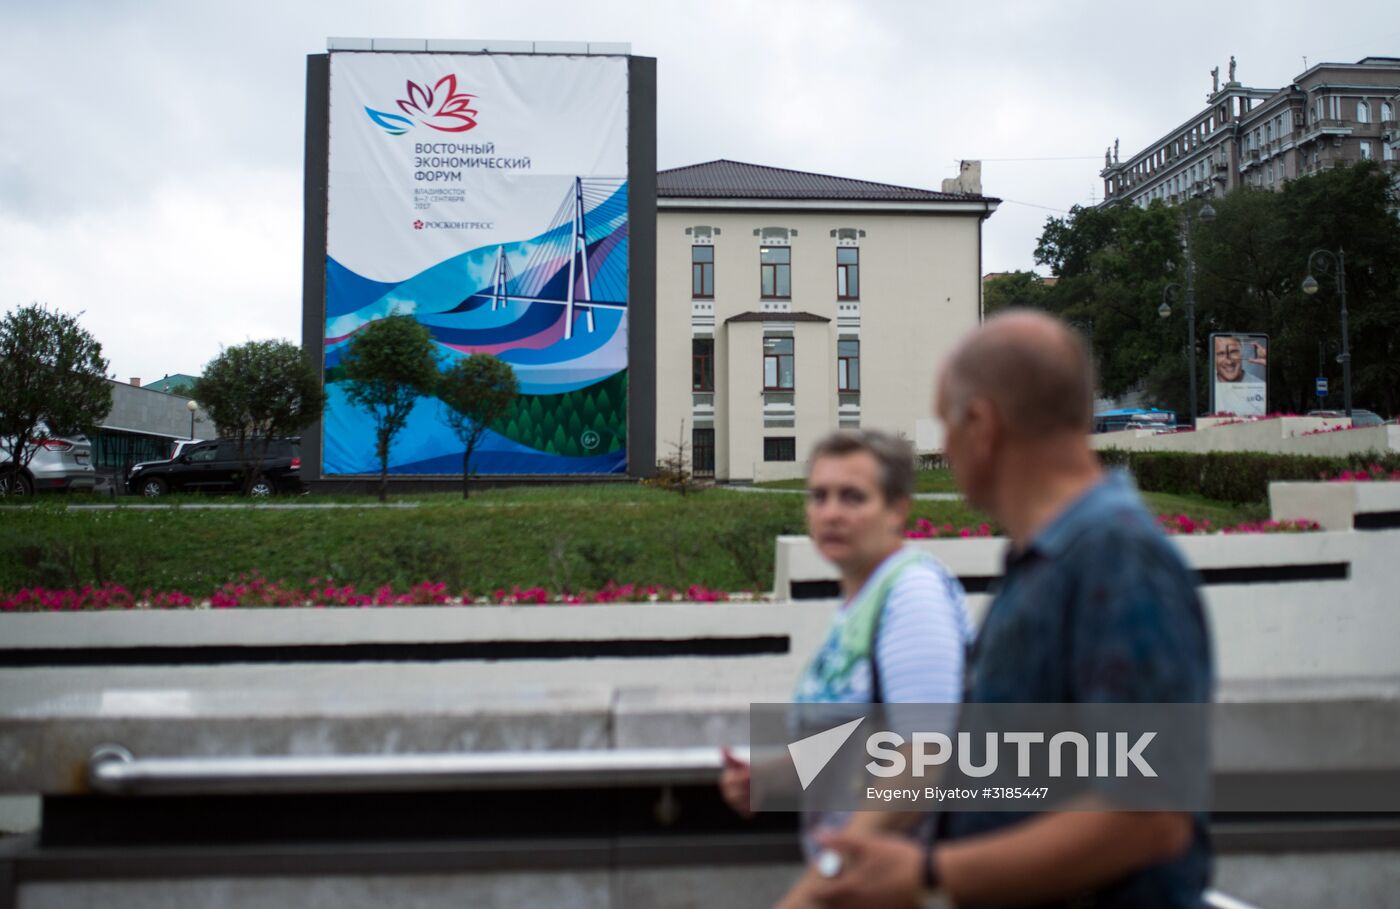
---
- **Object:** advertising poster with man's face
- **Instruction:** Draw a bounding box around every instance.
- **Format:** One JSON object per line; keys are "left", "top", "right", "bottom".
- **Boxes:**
{"left": 1211, "top": 333, "right": 1268, "bottom": 416}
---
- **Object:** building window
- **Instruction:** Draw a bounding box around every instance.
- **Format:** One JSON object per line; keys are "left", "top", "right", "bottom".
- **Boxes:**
{"left": 764, "top": 437, "right": 796, "bottom": 462}
{"left": 760, "top": 246, "right": 791, "bottom": 299}
{"left": 1384, "top": 142, "right": 1395, "bottom": 162}
{"left": 691, "top": 246, "right": 714, "bottom": 298}
{"left": 837, "top": 339, "right": 860, "bottom": 391}
{"left": 763, "top": 336, "right": 794, "bottom": 390}
{"left": 1383, "top": 102, "right": 1394, "bottom": 122}
{"left": 836, "top": 247, "right": 859, "bottom": 299}
{"left": 1360, "top": 141, "right": 1373, "bottom": 161}
{"left": 692, "top": 338, "right": 714, "bottom": 391}
{"left": 1357, "top": 100, "right": 1370, "bottom": 124}
{"left": 692, "top": 428, "right": 715, "bottom": 477}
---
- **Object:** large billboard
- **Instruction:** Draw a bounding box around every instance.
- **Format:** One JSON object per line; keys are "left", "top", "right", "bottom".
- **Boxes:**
{"left": 1210, "top": 332, "right": 1268, "bottom": 417}
{"left": 321, "top": 52, "right": 631, "bottom": 475}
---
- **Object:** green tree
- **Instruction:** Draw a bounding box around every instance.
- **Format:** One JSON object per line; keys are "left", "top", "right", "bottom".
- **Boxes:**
{"left": 1276, "top": 162, "right": 1400, "bottom": 415}
{"left": 1035, "top": 201, "right": 1184, "bottom": 400}
{"left": 1034, "top": 163, "right": 1400, "bottom": 418}
{"left": 341, "top": 314, "right": 439, "bottom": 502}
{"left": 0, "top": 304, "right": 111, "bottom": 496}
{"left": 982, "top": 270, "right": 1050, "bottom": 317}
{"left": 436, "top": 353, "right": 519, "bottom": 499}
{"left": 193, "top": 340, "right": 326, "bottom": 495}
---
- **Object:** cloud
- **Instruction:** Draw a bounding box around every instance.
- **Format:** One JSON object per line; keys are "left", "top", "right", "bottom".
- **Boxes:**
{"left": 2, "top": 0, "right": 1398, "bottom": 379}
{"left": 0, "top": 166, "right": 302, "bottom": 382}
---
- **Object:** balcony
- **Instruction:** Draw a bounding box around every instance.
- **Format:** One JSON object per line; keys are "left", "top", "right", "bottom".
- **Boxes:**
{"left": 1312, "top": 118, "right": 1352, "bottom": 134}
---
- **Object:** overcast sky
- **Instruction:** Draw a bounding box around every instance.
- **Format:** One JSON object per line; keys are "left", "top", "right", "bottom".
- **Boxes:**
{"left": 3, "top": 0, "right": 1397, "bottom": 382}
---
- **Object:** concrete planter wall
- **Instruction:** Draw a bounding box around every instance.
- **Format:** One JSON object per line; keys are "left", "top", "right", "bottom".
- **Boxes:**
{"left": 5, "top": 482, "right": 1400, "bottom": 905}
{"left": 1194, "top": 415, "right": 1346, "bottom": 435}
{"left": 1270, "top": 480, "right": 1400, "bottom": 530}
{"left": 776, "top": 483, "right": 1400, "bottom": 684}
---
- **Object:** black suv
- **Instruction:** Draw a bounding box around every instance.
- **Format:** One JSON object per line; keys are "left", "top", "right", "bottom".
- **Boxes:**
{"left": 127, "top": 439, "right": 304, "bottom": 497}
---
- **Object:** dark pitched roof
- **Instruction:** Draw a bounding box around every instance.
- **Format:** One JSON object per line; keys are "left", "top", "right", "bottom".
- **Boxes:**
{"left": 657, "top": 159, "right": 995, "bottom": 203}
{"left": 724, "top": 311, "right": 831, "bottom": 324}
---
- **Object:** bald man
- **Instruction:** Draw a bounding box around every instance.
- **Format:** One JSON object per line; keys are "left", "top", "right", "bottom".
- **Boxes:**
{"left": 809, "top": 312, "right": 1213, "bottom": 909}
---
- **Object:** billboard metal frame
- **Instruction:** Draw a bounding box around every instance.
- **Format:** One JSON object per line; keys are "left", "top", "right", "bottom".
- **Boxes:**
{"left": 300, "top": 49, "right": 656, "bottom": 487}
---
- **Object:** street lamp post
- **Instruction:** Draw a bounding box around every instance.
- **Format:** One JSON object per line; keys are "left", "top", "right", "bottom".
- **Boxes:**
{"left": 1158, "top": 199, "right": 1215, "bottom": 424}
{"left": 1302, "top": 248, "right": 1351, "bottom": 419}
{"left": 187, "top": 399, "right": 198, "bottom": 440}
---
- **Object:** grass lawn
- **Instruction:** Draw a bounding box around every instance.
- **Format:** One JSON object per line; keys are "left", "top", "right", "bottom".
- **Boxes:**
{"left": 0, "top": 480, "right": 1266, "bottom": 596}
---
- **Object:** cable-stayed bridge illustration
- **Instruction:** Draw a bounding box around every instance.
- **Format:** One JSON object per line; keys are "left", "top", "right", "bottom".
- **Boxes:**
{"left": 321, "top": 175, "right": 629, "bottom": 475}
{"left": 474, "top": 176, "right": 627, "bottom": 340}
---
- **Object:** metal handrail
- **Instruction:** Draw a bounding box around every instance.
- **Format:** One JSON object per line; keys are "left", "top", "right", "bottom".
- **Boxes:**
{"left": 87, "top": 743, "right": 743, "bottom": 796}
{"left": 1205, "top": 890, "right": 1266, "bottom": 909}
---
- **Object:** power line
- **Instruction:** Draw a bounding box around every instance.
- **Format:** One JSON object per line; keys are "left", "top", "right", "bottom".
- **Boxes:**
{"left": 998, "top": 198, "right": 1074, "bottom": 214}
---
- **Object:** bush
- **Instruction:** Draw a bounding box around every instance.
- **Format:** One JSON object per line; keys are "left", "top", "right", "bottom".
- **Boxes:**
{"left": 1098, "top": 449, "right": 1400, "bottom": 503}
{"left": 917, "top": 452, "right": 948, "bottom": 471}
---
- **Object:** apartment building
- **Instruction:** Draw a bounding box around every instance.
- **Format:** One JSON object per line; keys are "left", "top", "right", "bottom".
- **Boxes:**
{"left": 655, "top": 160, "right": 998, "bottom": 483}
{"left": 1101, "top": 57, "right": 1400, "bottom": 207}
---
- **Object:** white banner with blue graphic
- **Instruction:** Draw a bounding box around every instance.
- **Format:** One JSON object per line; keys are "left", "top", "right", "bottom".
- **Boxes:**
{"left": 324, "top": 52, "right": 630, "bottom": 475}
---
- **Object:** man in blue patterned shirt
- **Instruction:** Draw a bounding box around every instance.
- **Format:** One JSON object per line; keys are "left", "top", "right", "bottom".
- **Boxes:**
{"left": 810, "top": 311, "right": 1214, "bottom": 909}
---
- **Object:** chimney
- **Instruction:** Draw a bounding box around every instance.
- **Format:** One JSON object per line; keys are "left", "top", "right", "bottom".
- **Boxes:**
{"left": 130, "top": 377, "right": 141, "bottom": 387}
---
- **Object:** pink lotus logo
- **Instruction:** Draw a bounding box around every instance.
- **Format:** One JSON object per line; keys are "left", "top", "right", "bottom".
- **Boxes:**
{"left": 413, "top": 220, "right": 425, "bottom": 230}
{"left": 365, "top": 75, "right": 479, "bottom": 135}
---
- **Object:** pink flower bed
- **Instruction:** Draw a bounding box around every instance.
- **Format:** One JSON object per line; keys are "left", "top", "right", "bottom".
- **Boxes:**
{"left": 0, "top": 573, "right": 746, "bottom": 613}
{"left": 1303, "top": 425, "right": 1367, "bottom": 436}
{"left": 1155, "top": 514, "right": 1321, "bottom": 535}
{"left": 907, "top": 516, "right": 1322, "bottom": 539}
{"left": 905, "top": 519, "right": 994, "bottom": 539}
{"left": 1325, "top": 464, "right": 1400, "bottom": 482}
{"left": 1202, "top": 412, "right": 1302, "bottom": 420}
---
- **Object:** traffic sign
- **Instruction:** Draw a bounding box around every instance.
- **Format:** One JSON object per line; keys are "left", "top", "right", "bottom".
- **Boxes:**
{"left": 1316, "top": 377, "right": 1329, "bottom": 396}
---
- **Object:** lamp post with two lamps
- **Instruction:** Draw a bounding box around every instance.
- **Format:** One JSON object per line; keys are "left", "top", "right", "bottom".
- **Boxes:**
{"left": 1157, "top": 198, "right": 1216, "bottom": 423}
{"left": 1301, "top": 248, "right": 1351, "bottom": 420}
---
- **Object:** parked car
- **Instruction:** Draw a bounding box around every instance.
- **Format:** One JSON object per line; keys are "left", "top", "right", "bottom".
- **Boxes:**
{"left": 0, "top": 422, "right": 97, "bottom": 496}
{"left": 122, "top": 438, "right": 206, "bottom": 495}
{"left": 127, "top": 438, "right": 304, "bottom": 498}
{"left": 1307, "top": 409, "right": 1385, "bottom": 427}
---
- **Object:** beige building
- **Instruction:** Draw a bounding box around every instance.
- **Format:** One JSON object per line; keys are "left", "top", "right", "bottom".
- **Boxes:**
{"left": 1101, "top": 56, "right": 1400, "bottom": 207}
{"left": 655, "top": 160, "right": 998, "bottom": 483}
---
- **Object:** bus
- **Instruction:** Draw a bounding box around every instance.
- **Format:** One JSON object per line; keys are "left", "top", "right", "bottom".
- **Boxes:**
{"left": 1092, "top": 407, "right": 1177, "bottom": 434}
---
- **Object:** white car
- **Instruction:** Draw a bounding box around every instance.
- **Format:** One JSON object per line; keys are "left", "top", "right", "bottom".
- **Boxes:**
{"left": 0, "top": 422, "right": 97, "bottom": 496}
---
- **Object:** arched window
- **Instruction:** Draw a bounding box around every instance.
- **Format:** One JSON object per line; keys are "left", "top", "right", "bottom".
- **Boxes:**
{"left": 1382, "top": 101, "right": 1394, "bottom": 122}
{"left": 1357, "top": 100, "right": 1370, "bottom": 124}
